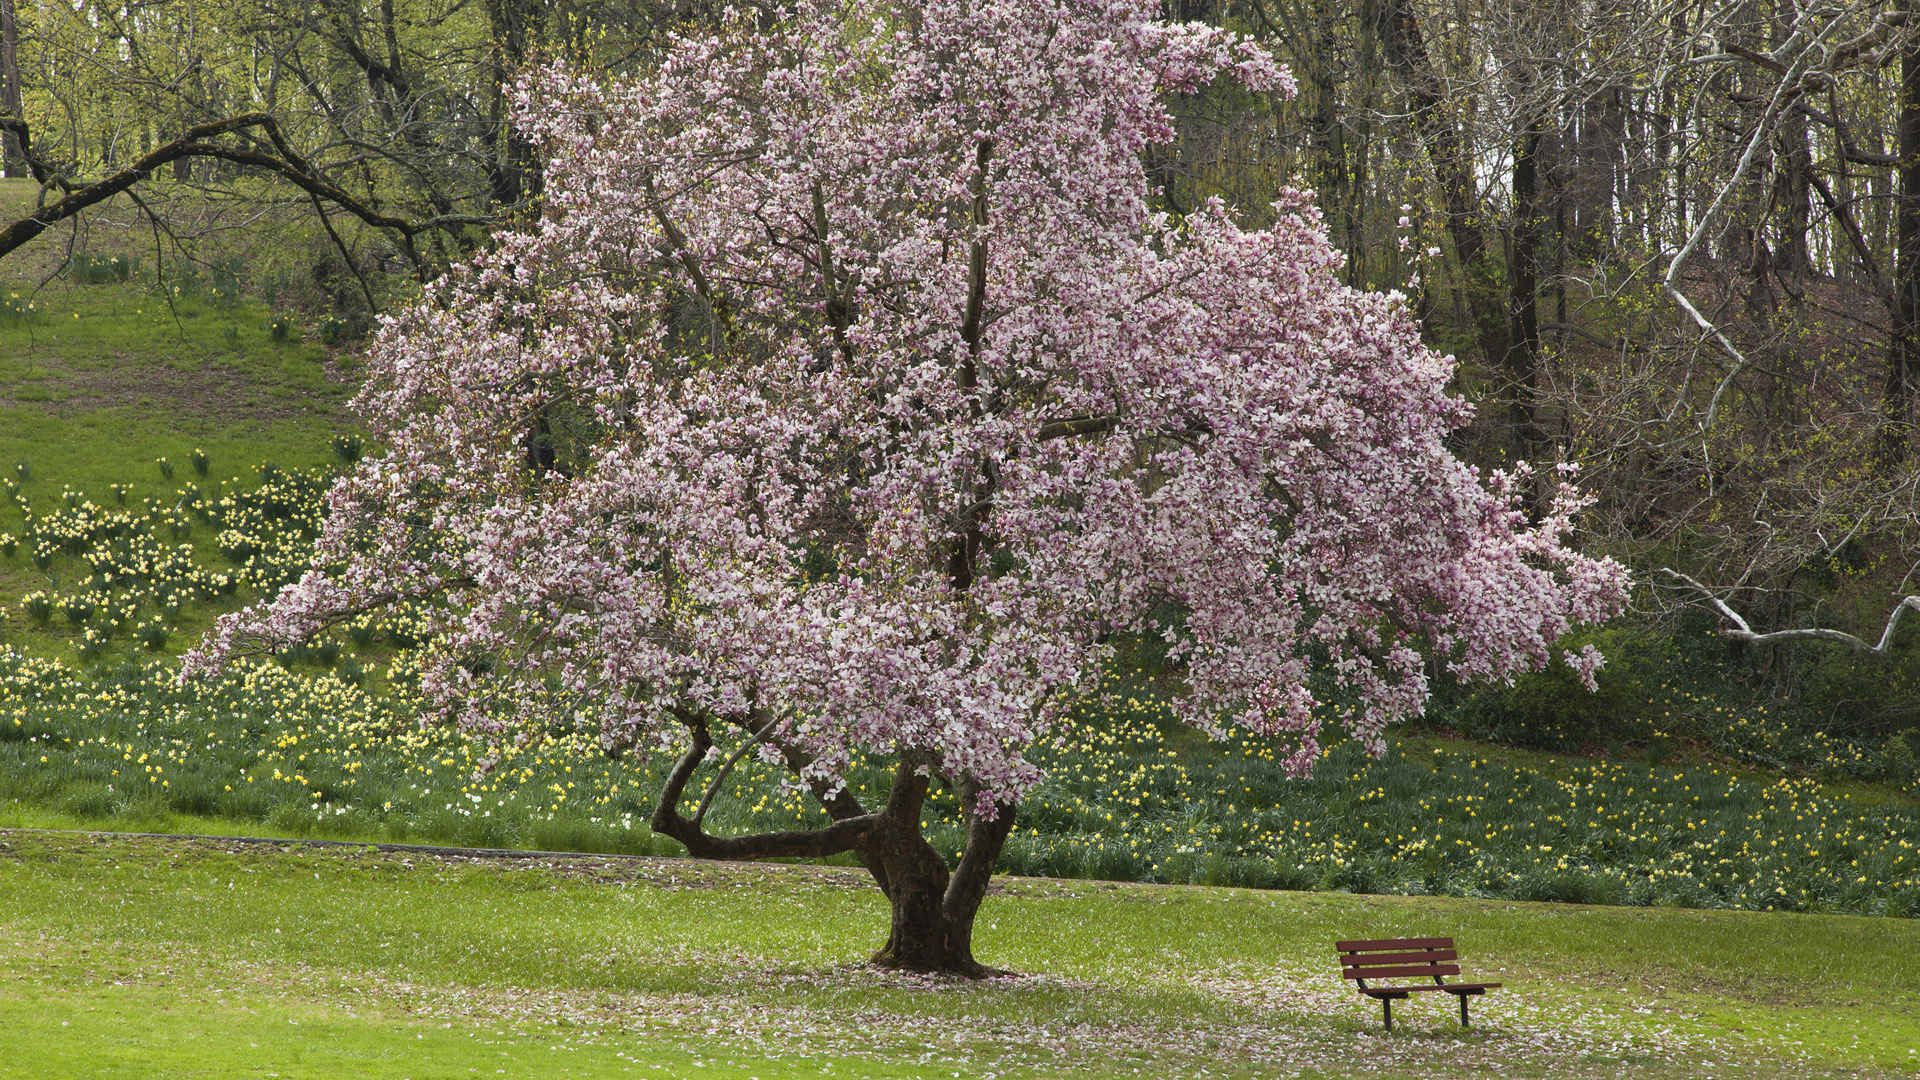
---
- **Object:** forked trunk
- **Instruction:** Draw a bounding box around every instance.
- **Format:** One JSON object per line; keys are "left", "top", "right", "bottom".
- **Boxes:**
{"left": 864, "top": 768, "right": 1016, "bottom": 976}
{"left": 869, "top": 841, "right": 985, "bottom": 974}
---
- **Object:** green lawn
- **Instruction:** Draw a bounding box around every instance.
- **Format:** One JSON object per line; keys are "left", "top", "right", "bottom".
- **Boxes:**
{"left": 0, "top": 830, "right": 1913, "bottom": 1079}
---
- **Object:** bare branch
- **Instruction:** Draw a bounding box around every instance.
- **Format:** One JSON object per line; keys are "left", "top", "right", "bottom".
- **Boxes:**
{"left": 639, "top": 168, "right": 723, "bottom": 346}
{"left": 0, "top": 112, "right": 484, "bottom": 263}
{"left": 960, "top": 137, "right": 993, "bottom": 371}
{"left": 1658, "top": 568, "right": 1920, "bottom": 655}
{"left": 1037, "top": 414, "right": 1119, "bottom": 440}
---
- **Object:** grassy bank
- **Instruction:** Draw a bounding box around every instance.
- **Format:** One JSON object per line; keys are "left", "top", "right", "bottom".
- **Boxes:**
{"left": 0, "top": 830, "right": 1913, "bottom": 1079}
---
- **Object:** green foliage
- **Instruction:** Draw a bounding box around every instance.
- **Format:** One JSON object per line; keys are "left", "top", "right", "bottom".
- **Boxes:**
{"left": 330, "top": 433, "right": 363, "bottom": 464}
{"left": 1429, "top": 617, "right": 1920, "bottom": 790}
{"left": 152, "top": 256, "right": 246, "bottom": 309}
{"left": 134, "top": 620, "right": 169, "bottom": 651}
{"left": 1438, "top": 625, "right": 1648, "bottom": 752}
{"left": 316, "top": 312, "right": 370, "bottom": 345}
{"left": 1884, "top": 732, "right": 1920, "bottom": 789}
{"left": 1788, "top": 639, "right": 1920, "bottom": 736}
{"left": 208, "top": 257, "right": 245, "bottom": 308}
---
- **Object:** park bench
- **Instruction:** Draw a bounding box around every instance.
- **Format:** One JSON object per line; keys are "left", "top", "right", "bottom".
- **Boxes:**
{"left": 1334, "top": 936, "right": 1502, "bottom": 1032}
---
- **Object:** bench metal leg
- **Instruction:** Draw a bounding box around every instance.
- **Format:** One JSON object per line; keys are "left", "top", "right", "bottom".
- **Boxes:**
{"left": 1382, "top": 996, "right": 1393, "bottom": 1032}
{"left": 1459, "top": 993, "right": 1469, "bottom": 1027}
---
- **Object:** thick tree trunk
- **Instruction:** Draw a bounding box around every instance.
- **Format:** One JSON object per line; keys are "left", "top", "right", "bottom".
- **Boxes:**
{"left": 1373, "top": 0, "right": 1509, "bottom": 374}
{"left": 0, "top": 0, "right": 21, "bottom": 177}
{"left": 1508, "top": 120, "right": 1547, "bottom": 459}
{"left": 1886, "top": 6, "right": 1920, "bottom": 465}
{"left": 1773, "top": 102, "right": 1813, "bottom": 283}
{"left": 1572, "top": 87, "right": 1624, "bottom": 258}
{"left": 864, "top": 760, "right": 1015, "bottom": 975}
{"left": 870, "top": 847, "right": 964, "bottom": 971}
{"left": 485, "top": 0, "right": 546, "bottom": 213}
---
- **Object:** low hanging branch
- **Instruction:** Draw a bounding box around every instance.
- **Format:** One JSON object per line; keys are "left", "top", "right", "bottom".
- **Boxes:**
{"left": 0, "top": 112, "right": 491, "bottom": 265}
{"left": 649, "top": 717, "right": 880, "bottom": 861}
{"left": 1659, "top": 568, "right": 1920, "bottom": 655}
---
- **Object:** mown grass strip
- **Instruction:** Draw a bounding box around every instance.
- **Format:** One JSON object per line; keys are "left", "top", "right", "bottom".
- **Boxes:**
{"left": 0, "top": 830, "right": 1913, "bottom": 1079}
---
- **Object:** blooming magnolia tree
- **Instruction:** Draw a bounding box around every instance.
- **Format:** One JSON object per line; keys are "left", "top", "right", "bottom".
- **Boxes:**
{"left": 187, "top": 0, "right": 1627, "bottom": 973}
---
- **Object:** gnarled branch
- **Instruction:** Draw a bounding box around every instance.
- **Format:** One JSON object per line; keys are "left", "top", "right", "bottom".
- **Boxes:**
{"left": 942, "top": 774, "right": 1015, "bottom": 924}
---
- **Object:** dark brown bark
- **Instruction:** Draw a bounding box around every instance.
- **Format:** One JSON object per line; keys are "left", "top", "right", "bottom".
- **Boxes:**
{"left": 1508, "top": 121, "right": 1547, "bottom": 458}
{"left": 174, "top": 59, "right": 205, "bottom": 183}
{"left": 649, "top": 721, "right": 881, "bottom": 861}
{"left": 484, "top": 0, "right": 546, "bottom": 212}
{"left": 1570, "top": 87, "right": 1624, "bottom": 258}
{"left": 1773, "top": 102, "right": 1813, "bottom": 282}
{"left": 865, "top": 760, "right": 1016, "bottom": 975}
{"left": 941, "top": 775, "right": 1017, "bottom": 964}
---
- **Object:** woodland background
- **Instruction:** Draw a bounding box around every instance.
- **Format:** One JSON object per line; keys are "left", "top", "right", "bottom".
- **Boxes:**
{"left": 7, "top": 0, "right": 1920, "bottom": 776}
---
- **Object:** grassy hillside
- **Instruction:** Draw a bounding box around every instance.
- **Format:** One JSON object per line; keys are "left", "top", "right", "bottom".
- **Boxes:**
{"left": 1, "top": 830, "right": 1914, "bottom": 1079}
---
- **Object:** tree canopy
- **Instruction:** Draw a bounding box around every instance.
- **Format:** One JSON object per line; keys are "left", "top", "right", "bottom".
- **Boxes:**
{"left": 185, "top": 0, "right": 1627, "bottom": 974}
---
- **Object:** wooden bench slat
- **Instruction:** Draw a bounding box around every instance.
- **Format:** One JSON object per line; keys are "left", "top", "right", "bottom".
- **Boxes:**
{"left": 1335, "top": 936, "right": 1454, "bottom": 952}
{"left": 1342, "top": 962, "right": 1462, "bottom": 981}
{"left": 1360, "top": 982, "right": 1498, "bottom": 995}
{"left": 1341, "top": 948, "right": 1458, "bottom": 968}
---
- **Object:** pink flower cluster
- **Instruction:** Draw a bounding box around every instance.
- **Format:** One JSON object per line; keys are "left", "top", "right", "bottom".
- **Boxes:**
{"left": 187, "top": 0, "right": 1626, "bottom": 801}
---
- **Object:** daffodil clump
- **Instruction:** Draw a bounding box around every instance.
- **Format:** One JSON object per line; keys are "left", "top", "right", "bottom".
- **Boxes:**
{"left": 0, "top": 649, "right": 685, "bottom": 854}
{"left": 0, "top": 288, "right": 39, "bottom": 327}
